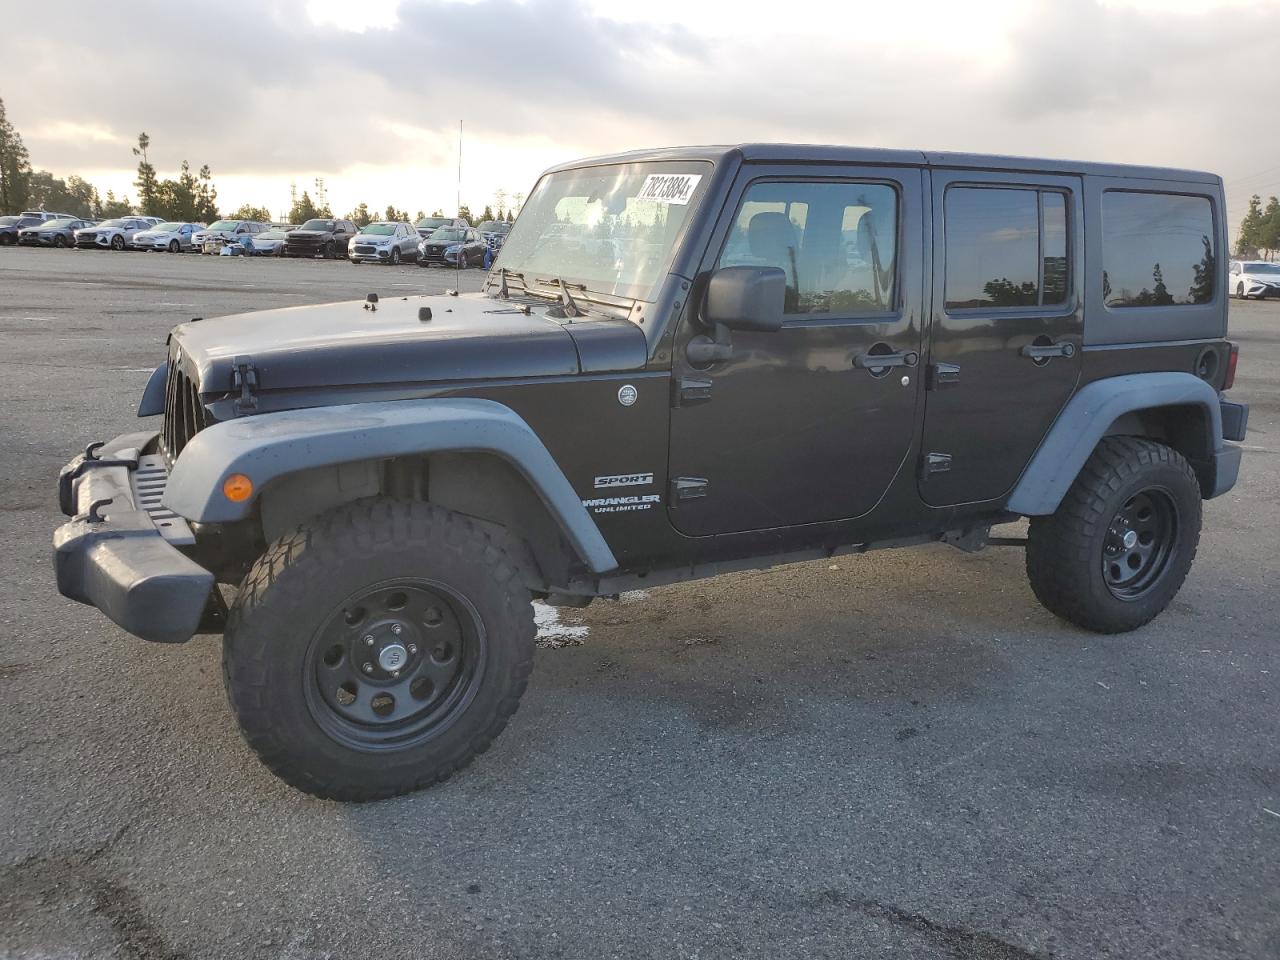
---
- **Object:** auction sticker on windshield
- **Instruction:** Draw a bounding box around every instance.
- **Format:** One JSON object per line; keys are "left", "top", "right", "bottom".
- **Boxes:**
{"left": 636, "top": 174, "right": 702, "bottom": 205}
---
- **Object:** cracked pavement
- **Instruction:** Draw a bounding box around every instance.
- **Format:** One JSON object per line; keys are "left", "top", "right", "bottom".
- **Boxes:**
{"left": 1, "top": 248, "right": 1278, "bottom": 959}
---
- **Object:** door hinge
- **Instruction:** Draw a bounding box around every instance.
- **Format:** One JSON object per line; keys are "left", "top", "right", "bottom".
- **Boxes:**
{"left": 671, "top": 477, "right": 709, "bottom": 502}
{"left": 673, "top": 376, "right": 713, "bottom": 406}
{"left": 232, "top": 355, "right": 259, "bottom": 413}
{"left": 920, "top": 452, "right": 952, "bottom": 478}
{"left": 926, "top": 362, "right": 960, "bottom": 390}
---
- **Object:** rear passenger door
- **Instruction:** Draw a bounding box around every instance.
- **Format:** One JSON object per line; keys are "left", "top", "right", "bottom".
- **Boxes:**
{"left": 920, "top": 171, "right": 1083, "bottom": 506}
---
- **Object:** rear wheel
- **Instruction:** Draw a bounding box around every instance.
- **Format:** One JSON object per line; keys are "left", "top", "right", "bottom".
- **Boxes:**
{"left": 223, "top": 498, "right": 535, "bottom": 800}
{"left": 1025, "top": 437, "right": 1201, "bottom": 633}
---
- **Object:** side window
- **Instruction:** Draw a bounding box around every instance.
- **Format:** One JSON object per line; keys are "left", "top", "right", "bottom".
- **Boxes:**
{"left": 719, "top": 180, "right": 898, "bottom": 316}
{"left": 944, "top": 186, "right": 1070, "bottom": 310}
{"left": 1102, "top": 191, "right": 1215, "bottom": 307}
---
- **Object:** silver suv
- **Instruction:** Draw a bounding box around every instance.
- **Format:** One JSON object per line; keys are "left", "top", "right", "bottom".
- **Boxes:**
{"left": 75, "top": 217, "right": 153, "bottom": 251}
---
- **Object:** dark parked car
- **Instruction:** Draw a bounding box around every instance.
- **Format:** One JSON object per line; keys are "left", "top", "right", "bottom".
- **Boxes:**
{"left": 53, "top": 144, "right": 1246, "bottom": 802}
{"left": 0, "top": 214, "right": 44, "bottom": 245}
{"left": 18, "top": 217, "right": 92, "bottom": 247}
{"left": 475, "top": 219, "right": 511, "bottom": 252}
{"left": 417, "top": 225, "right": 488, "bottom": 267}
{"left": 414, "top": 215, "right": 467, "bottom": 238}
{"left": 284, "top": 218, "right": 357, "bottom": 259}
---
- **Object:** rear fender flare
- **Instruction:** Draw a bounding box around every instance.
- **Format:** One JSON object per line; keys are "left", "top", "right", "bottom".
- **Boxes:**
{"left": 1006, "top": 372, "right": 1223, "bottom": 516}
{"left": 163, "top": 398, "right": 618, "bottom": 574}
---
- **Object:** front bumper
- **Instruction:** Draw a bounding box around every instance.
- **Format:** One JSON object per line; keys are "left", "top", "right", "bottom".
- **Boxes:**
{"left": 53, "top": 431, "right": 214, "bottom": 643}
{"left": 349, "top": 245, "right": 393, "bottom": 262}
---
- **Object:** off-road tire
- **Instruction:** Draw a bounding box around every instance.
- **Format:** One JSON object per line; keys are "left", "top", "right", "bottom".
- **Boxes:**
{"left": 223, "top": 498, "right": 535, "bottom": 800}
{"left": 1026, "top": 437, "right": 1201, "bottom": 633}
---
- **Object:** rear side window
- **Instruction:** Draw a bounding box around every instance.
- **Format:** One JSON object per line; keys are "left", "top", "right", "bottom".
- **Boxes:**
{"left": 944, "top": 186, "right": 1070, "bottom": 310}
{"left": 1102, "top": 192, "right": 1215, "bottom": 307}
{"left": 719, "top": 180, "right": 898, "bottom": 316}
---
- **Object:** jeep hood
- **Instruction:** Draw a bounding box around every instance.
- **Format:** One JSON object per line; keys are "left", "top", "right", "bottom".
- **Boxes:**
{"left": 170, "top": 292, "right": 646, "bottom": 395}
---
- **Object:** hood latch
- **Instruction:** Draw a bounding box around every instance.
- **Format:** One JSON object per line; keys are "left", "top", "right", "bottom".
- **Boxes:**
{"left": 232, "top": 355, "right": 259, "bottom": 413}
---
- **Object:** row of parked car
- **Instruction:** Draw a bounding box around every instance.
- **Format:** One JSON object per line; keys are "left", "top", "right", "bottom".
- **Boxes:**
{"left": 0, "top": 209, "right": 512, "bottom": 270}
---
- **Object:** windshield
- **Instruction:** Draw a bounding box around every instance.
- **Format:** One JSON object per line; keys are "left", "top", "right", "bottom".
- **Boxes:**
{"left": 416, "top": 217, "right": 448, "bottom": 230}
{"left": 0, "top": 216, "right": 19, "bottom": 226}
{"left": 44, "top": 219, "right": 75, "bottom": 228}
{"left": 154, "top": 222, "right": 185, "bottom": 232}
{"left": 496, "top": 161, "right": 710, "bottom": 301}
{"left": 1243, "top": 262, "right": 1280, "bottom": 275}
{"left": 361, "top": 223, "right": 397, "bottom": 236}
{"left": 97, "top": 219, "right": 126, "bottom": 228}
{"left": 302, "top": 219, "right": 335, "bottom": 231}
{"left": 428, "top": 227, "right": 466, "bottom": 241}
{"left": 206, "top": 220, "right": 238, "bottom": 231}
{"left": 477, "top": 221, "right": 508, "bottom": 233}
{"left": 260, "top": 229, "right": 289, "bottom": 239}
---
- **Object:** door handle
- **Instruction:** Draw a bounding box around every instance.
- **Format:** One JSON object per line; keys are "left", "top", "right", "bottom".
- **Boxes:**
{"left": 1019, "top": 341, "right": 1076, "bottom": 360}
{"left": 854, "top": 349, "right": 918, "bottom": 370}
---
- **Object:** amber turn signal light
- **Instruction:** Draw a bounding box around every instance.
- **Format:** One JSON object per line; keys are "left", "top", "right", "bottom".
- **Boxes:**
{"left": 222, "top": 473, "right": 254, "bottom": 502}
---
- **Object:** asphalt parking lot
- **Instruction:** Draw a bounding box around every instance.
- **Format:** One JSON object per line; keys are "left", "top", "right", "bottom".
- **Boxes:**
{"left": 1, "top": 246, "right": 1277, "bottom": 960}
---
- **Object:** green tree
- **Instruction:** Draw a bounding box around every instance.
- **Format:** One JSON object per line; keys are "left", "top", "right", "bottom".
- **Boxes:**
{"left": 133, "top": 132, "right": 158, "bottom": 215}
{"left": 415, "top": 210, "right": 425, "bottom": 222}
{"left": 289, "top": 190, "right": 325, "bottom": 223}
{"left": 25, "top": 171, "right": 99, "bottom": 218}
{"left": 229, "top": 203, "right": 273, "bottom": 222}
{"left": 1237, "top": 194, "right": 1265, "bottom": 256}
{"left": 345, "top": 202, "right": 371, "bottom": 227}
{"left": 0, "top": 96, "right": 32, "bottom": 214}
{"left": 456, "top": 204, "right": 472, "bottom": 225}
{"left": 1189, "top": 236, "right": 1216, "bottom": 303}
{"left": 194, "top": 164, "right": 219, "bottom": 223}
{"left": 1262, "top": 196, "right": 1280, "bottom": 259}
{"left": 431, "top": 208, "right": 444, "bottom": 218}
{"left": 97, "top": 190, "right": 133, "bottom": 218}
{"left": 480, "top": 204, "right": 494, "bottom": 223}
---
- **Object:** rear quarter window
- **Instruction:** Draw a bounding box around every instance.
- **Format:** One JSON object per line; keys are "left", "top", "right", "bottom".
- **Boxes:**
{"left": 1102, "top": 191, "right": 1216, "bottom": 308}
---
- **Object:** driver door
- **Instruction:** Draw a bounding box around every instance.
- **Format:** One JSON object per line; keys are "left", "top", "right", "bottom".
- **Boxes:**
{"left": 667, "top": 165, "right": 925, "bottom": 537}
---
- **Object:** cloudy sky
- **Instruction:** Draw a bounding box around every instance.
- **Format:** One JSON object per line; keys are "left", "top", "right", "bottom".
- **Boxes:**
{"left": 5, "top": 0, "right": 1278, "bottom": 233}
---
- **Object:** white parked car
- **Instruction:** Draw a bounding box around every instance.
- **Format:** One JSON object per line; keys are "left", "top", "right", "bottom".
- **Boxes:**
{"left": 1229, "top": 260, "right": 1280, "bottom": 300}
{"left": 75, "top": 217, "right": 152, "bottom": 251}
{"left": 192, "top": 219, "right": 270, "bottom": 255}
{"left": 131, "top": 221, "right": 201, "bottom": 253}
{"left": 348, "top": 221, "right": 420, "bottom": 264}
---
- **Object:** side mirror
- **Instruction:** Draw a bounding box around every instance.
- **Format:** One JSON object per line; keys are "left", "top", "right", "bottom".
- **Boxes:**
{"left": 687, "top": 266, "right": 786, "bottom": 365}
{"left": 704, "top": 265, "right": 786, "bottom": 332}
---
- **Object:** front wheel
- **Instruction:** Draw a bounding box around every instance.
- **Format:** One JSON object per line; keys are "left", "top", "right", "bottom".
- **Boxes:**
{"left": 223, "top": 498, "right": 535, "bottom": 800}
{"left": 1025, "top": 437, "right": 1201, "bottom": 633}
{"left": 1237, "top": 282, "right": 1247, "bottom": 299}
{"left": 168, "top": 240, "right": 179, "bottom": 253}
{"left": 390, "top": 247, "right": 401, "bottom": 266}
{"left": 54, "top": 235, "right": 67, "bottom": 248}
{"left": 111, "top": 234, "right": 125, "bottom": 251}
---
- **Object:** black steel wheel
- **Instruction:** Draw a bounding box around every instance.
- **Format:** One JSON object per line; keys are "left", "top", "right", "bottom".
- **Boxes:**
{"left": 303, "top": 578, "right": 486, "bottom": 749}
{"left": 1100, "top": 489, "right": 1178, "bottom": 599}
{"left": 1026, "top": 437, "right": 1201, "bottom": 633}
{"left": 223, "top": 498, "right": 535, "bottom": 800}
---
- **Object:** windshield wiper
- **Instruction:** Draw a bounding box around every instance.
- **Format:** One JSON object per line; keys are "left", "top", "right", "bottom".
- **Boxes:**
{"left": 535, "top": 276, "right": 584, "bottom": 318}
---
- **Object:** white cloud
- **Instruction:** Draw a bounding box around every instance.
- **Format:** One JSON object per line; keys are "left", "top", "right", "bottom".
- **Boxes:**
{"left": 4, "top": 0, "right": 1277, "bottom": 234}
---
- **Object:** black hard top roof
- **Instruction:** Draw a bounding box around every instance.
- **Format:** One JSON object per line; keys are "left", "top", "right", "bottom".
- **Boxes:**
{"left": 545, "top": 143, "right": 1219, "bottom": 185}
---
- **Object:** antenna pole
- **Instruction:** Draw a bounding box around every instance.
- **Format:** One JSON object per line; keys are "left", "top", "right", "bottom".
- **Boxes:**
{"left": 456, "top": 120, "right": 463, "bottom": 282}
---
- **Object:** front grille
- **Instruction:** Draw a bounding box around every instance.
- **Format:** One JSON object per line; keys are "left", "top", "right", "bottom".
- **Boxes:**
{"left": 160, "top": 353, "right": 212, "bottom": 461}
{"left": 354, "top": 244, "right": 376, "bottom": 254}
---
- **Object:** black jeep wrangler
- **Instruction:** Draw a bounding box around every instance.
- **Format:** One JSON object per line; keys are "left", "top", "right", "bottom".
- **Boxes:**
{"left": 53, "top": 145, "right": 1248, "bottom": 800}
